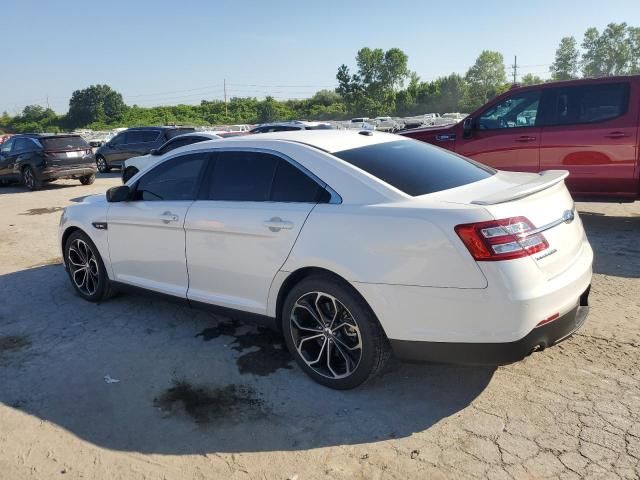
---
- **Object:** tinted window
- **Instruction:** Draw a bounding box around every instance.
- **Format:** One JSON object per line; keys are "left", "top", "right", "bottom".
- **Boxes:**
{"left": 478, "top": 91, "right": 541, "bottom": 129}
{"left": 134, "top": 153, "right": 207, "bottom": 201}
{"left": 206, "top": 151, "right": 278, "bottom": 201}
{"left": 165, "top": 128, "right": 196, "bottom": 139}
{"left": 333, "top": 140, "right": 495, "bottom": 196}
{"left": 158, "top": 136, "right": 204, "bottom": 155}
{"left": 109, "top": 133, "right": 126, "bottom": 146}
{"left": 546, "top": 82, "right": 629, "bottom": 125}
{"left": 271, "top": 160, "right": 323, "bottom": 202}
{"left": 40, "top": 136, "right": 88, "bottom": 150}
{"left": 127, "top": 130, "right": 160, "bottom": 143}
{"left": 13, "top": 138, "right": 37, "bottom": 152}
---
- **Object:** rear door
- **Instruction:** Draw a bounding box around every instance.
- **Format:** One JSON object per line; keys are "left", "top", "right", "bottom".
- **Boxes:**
{"left": 107, "top": 152, "right": 209, "bottom": 297}
{"left": 184, "top": 150, "right": 327, "bottom": 314}
{"left": 457, "top": 89, "right": 542, "bottom": 172}
{"left": 539, "top": 80, "right": 639, "bottom": 197}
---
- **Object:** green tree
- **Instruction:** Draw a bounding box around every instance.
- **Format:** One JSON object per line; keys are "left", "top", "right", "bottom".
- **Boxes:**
{"left": 550, "top": 36, "right": 579, "bottom": 80}
{"left": 337, "top": 47, "right": 410, "bottom": 116}
{"left": 67, "top": 84, "right": 127, "bottom": 128}
{"left": 581, "top": 23, "right": 635, "bottom": 77}
{"left": 462, "top": 50, "right": 507, "bottom": 111}
{"left": 520, "top": 73, "right": 544, "bottom": 86}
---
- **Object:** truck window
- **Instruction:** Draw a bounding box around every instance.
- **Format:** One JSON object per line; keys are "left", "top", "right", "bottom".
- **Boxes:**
{"left": 545, "top": 82, "right": 629, "bottom": 126}
{"left": 478, "top": 91, "right": 541, "bottom": 130}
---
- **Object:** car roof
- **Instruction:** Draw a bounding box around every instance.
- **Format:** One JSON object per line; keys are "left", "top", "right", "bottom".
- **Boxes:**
{"left": 169, "top": 132, "right": 221, "bottom": 140}
{"left": 188, "top": 129, "right": 404, "bottom": 154}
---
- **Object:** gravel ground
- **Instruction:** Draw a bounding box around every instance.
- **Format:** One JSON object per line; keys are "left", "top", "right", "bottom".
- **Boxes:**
{"left": 0, "top": 175, "right": 638, "bottom": 480}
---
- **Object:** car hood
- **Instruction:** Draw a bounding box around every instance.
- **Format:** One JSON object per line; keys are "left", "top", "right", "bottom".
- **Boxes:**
{"left": 80, "top": 193, "right": 107, "bottom": 205}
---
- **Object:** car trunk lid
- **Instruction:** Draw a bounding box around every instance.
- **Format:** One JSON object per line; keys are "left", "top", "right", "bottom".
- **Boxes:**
{"left": 40, "top": 136, "right": 93, "bottom": 167}
{"left": 431, "top": 170, "right": 586, "bottom": 279}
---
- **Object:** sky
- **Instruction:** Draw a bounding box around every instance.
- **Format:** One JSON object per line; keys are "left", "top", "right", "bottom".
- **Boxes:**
{"left": 2, "top": 0, "right": 640, "bottom": 114}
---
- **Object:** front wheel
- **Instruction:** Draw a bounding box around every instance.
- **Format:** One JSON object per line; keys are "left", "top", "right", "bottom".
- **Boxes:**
{"left": 96, "top": 156, "right": 110, "bottom": 173}
{"left": 64, "top": 230, "right": 114, "bottom": 302}
{"left": 282, "top": 275, "right": 390, "bottom": 389}
{"left": 79, "top": 174, "right": 96, "bottom": 185}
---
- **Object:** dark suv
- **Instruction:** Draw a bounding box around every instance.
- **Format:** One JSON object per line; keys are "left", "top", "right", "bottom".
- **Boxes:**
{"left": 0, "top": 134, "right": 96, "bottom": 190}
{"left": 94, "top": 126, "right": 195, "bottom": 173}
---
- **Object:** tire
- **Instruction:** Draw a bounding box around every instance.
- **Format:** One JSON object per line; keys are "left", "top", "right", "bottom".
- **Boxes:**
{"left": 96, "top": 156, "right": 110, "bottom": 173}
{"left": 79, "top": 174, "right": 96, "bottom": 185}
{"left": 282, "top": 275, "right": 391, "bottom": 389}
{"left": 64, "top": 230, "right": 115, "bottom": 302}
{"left": 122, "top": 166, "right": 139, "bottom": 183}
{"left": 22, "top": 166, "right": 42, "bottom": 191}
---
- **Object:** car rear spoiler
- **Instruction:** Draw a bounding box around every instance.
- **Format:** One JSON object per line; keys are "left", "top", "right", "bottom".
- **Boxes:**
{"left": 471, "top": 170, "right": 569, "bottom": 205}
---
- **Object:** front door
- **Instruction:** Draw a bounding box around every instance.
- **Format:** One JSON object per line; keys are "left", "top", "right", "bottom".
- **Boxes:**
{"left": 185, "top": 150, "right": 327, "bottom": 314}
{"left": 457, "top": 89, "right": 542, "bottom": 172}
{"left": 107, "top": 152, "right": 209, "bottom": 297}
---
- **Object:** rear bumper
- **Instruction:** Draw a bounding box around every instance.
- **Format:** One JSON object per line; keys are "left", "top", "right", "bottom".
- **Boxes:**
{"left": 39, "top": 165, "right": 97, "bottom": 180}
{"left": 390, "top": 288, "right": 589, "bottom": 364}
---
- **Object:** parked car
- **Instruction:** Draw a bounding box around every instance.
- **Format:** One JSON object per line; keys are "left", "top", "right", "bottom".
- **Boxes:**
{"left": 249, "top": 121, "right": 333, "bottom": 133}
{"left": 59, "top": 130, "right": 592, "bottom": 389}
{"left": 121, "top": 132, "right": 222, "bottom": 182}
{"left": 94, "top": 126, "right": 196, "bottom": 173}
{"left": 401, "top": 75, "right": 640, "bottom": 199}
{"left": 0, "top": 134, "right": 96, "bottom": 190}
{"left": 373, "top": 116, "right": 403, "bottom": 132}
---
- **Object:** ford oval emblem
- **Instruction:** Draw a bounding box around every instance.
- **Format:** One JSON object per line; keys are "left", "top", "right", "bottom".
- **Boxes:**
{"left": 562, "top": 210, "right": 575, "bottom": 224}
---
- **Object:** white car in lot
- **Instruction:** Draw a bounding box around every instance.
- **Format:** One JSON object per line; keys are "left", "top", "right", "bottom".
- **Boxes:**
{"left": 59, "top": 130, "right": 593, "bottom": 389}
{"left": 121, "top": 132, "right": 222, "bottom": 183}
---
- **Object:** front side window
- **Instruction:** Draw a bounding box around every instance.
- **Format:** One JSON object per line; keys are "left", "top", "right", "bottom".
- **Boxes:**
{"left": 0, "top": 139, "right": 14, "bottom": 154}
{"left": 333, "top": 139, "right": 495, "bottom": 197}
{"left": 478, "top": 91, "right": 541, "bottom": 130}
{"left": 546, "top": 82, "right": 629, "bottom": 125}
{"left": 134, "top": 153, "right": 207, "bottom": 201}
{"left": 13, "top": 138, "right": 35, "bottom": 153}
{"left": 110, "top": 134, "right": 126, "bottom": 146}
{"left": 127, "top": 130, "right": 160, "bottom": 144}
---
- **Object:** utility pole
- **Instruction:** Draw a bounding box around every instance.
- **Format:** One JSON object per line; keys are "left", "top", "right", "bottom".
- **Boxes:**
{"left": 224, "top": 79, "right": 228, "bottom": 116}
{"left": 46, "top": 95, "right": 50, "bottom": 110}
{"left": 512, "top": 56, "right": 518, "bottom": 84}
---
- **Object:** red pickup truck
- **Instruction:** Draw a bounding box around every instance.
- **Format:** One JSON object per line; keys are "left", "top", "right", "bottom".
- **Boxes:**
{"left": 401, "top": 75, "right": 640, "bottom": 200}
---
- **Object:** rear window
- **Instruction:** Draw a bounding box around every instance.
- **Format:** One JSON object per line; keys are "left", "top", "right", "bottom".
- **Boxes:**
{"left": 333, "top": 140, "right": 495, "bottom": 196}
{"left": 40, "top": 136, "right": 89, "bottom": 150}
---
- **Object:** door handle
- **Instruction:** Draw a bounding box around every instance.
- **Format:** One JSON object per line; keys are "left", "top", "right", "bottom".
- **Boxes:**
{"left": 515, "top": 136, "right": 536, "bottom": 142}
{"left": 605, "top": 131, "right": 629, "bottom": 139}
{"left": 160, "top": 211, "right": 179, "bottom": 224}
{"left": 263, "top": 217, "right": 293, "bottom": 232}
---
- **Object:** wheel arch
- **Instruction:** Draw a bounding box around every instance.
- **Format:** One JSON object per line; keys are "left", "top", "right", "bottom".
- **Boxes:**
{"left": 273, "top": 266, "right": 384, "bottom": 334}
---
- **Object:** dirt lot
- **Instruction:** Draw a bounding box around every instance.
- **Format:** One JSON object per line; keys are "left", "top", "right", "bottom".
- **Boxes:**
{"left": 0, "top": 175, "right": 638, "bottom": 480}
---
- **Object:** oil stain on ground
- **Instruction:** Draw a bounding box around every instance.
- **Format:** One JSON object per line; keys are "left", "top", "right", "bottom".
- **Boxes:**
{"left": 154, "top": 380, "right": 265, "bottom": 424}
{"left": 0, "top": 335, "right": 31, "bottom": 354}
{"left": 196, "top": 321, "right": 292, "bottom": 376}
{"left": 20, "top": 207, "right": 64, "bottom": 216}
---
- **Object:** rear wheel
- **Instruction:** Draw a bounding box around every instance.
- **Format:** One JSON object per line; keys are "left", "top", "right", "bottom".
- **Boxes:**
{"left": 22, "top": 166, "right": 42, "bottom": 191}
{"left": 96, "top": 156, "right": 110, "bottom": 173}
{"left": 79, "top": 174, "right": 96, "bottom": 185}
{"left": 282, "top": 275, "right": 390, "bottom": 389}
{"left": 122, "top": 166, "right": 139, "bottom": 183}
{"left": 64, "top": 230, "right": 114, "bottom": 302}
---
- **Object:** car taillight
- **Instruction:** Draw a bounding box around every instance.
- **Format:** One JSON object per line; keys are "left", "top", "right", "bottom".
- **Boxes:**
{"left": 455, "top": 216, "right": 548, "bottom": 261}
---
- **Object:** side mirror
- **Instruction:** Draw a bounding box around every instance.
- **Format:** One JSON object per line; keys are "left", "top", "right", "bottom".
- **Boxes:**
{"left": 106, "top": 185, "right": 131, "bottom": 203}
{"left": 462, "top": 117, "right": 474, "bottom": 139}
{"left": 150, "top": 148, "right": 160, "bottom": 155}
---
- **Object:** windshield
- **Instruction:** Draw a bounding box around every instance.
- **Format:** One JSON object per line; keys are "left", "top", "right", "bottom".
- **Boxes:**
{"left": 333, "top": 140, "right": 495, "bottom": 196}
{"left": 40, "top": 136, "right": 89, "bottom": 151}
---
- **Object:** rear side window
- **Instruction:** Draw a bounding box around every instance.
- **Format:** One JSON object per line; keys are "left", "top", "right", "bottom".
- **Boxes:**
{"left": 134, "top": 153, "right": 207, "bottom": 201}
{"left": 545, "top": 82, "right": 629, "bottom": 125}
{"left": 158, "top": 136, "right": 205, "bottom": 155}
{"left": 203, "top": 151, "right": 326, "bottom": 202}
{"left": 333, "top": 140, "right": 495, "bottom": 196}
{"left": 206, "top": 151, "right": 278, "bottom": 201}
{"left": 40, "top": 136, "right": 88, "bottom": 150}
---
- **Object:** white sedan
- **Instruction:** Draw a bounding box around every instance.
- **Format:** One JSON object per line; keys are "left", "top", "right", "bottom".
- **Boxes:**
{"left": 59, "top": 130, "right": 593, "bottom": 389}
{"left": 121, "top": 132, "right": 222, "bottom": 183}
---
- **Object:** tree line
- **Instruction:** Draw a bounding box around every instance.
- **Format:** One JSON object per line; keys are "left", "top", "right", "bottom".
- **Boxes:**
{"left": 1, "top": 22, "right": 639, "bottom": 134}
